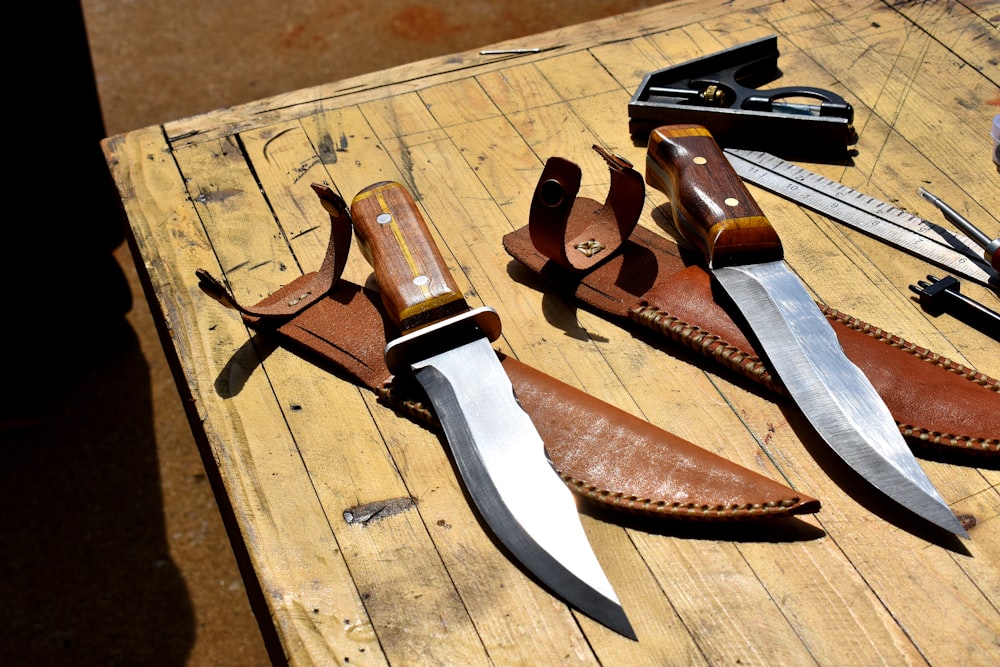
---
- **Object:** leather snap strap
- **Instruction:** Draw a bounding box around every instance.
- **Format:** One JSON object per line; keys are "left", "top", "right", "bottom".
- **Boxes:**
{"left": 196, "top": 183, "right": 352, "bottom": 321}
{"left": 528, "top": 145, "right": 644, "bottom": 272}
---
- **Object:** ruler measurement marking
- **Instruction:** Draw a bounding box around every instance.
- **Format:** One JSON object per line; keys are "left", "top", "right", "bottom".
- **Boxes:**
{"left": 724, "top": 149, "right": 995, "bottom": 287}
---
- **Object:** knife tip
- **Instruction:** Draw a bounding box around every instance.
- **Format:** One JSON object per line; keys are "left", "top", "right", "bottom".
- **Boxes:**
{"left": 605, "top": 607, "right": 638, "bottom": 641}
{"left": 923, "top": 506, "right": 970, "bottom": 541}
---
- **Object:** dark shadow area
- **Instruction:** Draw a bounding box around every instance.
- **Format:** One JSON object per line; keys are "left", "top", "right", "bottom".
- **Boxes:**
{"left": 214, "top": 333, "right": 279, "bottom": 400}
{"left": 913, "top": 443, "right": 1000, "bottom": 471}
{"left": 0, "top": 324, "right": 196, "bottom": 666}
{"left": 579, "top": 500, "right": 827, "bottom": 544}
{"left": 0, "top": 4, "right": 196, "bottom": 664}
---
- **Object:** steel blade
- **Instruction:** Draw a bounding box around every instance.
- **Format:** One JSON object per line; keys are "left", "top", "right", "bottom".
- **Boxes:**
{"left": 412, "top": 336, "right": 635, "bottom": 638}
{"left": 715, "top": 261, "right": 968, "bottom": 538}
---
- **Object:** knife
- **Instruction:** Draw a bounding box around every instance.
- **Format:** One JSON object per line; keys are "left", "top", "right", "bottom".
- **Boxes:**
{"left": 645, "top": 125, "right": 967, "bottom": 539}
{"left": 350, "top": 181, "right": 636, "bottom": 638}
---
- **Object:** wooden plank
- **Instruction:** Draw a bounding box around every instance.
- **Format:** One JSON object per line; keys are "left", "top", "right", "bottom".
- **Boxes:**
{"left": 776, "top": 1, "right": 999, "bottom": 216}
{"left": 890, "top": 0, "right": 1000, "bottom": 76}
{"left": 105, "top": 128, "right": 389, "bottom": 666}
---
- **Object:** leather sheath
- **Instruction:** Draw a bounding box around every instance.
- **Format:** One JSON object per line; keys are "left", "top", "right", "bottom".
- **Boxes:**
{"left": 196, "top": 186, "right": 820, "bottom": 520}
{"left": 503, "top": 149, "right": 999, "bottom": 456}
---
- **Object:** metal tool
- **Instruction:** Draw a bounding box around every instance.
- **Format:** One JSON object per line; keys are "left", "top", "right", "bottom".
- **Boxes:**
{"left": 629, "top": 36, "right": 856, "bottom": 156}
{"left": 350, "top": 181, "right": 635, "bottom": 638}
{"left": 919, "top": 188, "right": 1000, "bottom": 272}
{"left": 646, "top": 125, "right": 967, "bottom": 539}
{"left": 910, "top": 275, "right": 1000, "bottom": 341}
{"left": 480, "top": 48, "right": 542, "bottom": 55}
{"left": 724, "top": 149, "right": 999, "bottom": 290}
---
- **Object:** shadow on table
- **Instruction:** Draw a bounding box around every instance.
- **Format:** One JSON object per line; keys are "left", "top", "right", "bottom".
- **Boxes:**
{"left": 0, "top": 319, "right": 195, "bottom": 666}
{"left": 0, "top": 3, "right": 195, "bottom": 662}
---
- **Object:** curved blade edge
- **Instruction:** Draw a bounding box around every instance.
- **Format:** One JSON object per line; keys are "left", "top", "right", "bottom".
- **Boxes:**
{"left": 413, "top": 339, "right": 636, "bottom": 638}
{"left": 716, "top": 263, "right": 967, "bottom": 538}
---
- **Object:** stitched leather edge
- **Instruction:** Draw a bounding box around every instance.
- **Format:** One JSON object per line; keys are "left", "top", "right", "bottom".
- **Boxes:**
{"left": 820, "top": 305, "right": 999, "bottom": 390}
{"left": 897, "top": 424, "right": 998, "bottom": 453}
{"left": 629, "top": 303, "right": 784, "bottom": 396}
{"left": 629, "top": 302, "right": 999, "bottom": 454}
{"left": 563, "top": 476, "right": 810, "bottom": 520}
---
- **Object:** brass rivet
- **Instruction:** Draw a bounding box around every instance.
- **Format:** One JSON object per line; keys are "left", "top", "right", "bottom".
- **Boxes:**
{"left": 693, "top": 156, "right": 707, "bottom": 165}
{"left": 575, "top": 239, "right": 606, "bottom": 257}
{"left": 724, "top": 197, "right": 739, "bottom": 207}
{"left": 287, "top": 291, "right": 312, "bottom": 306}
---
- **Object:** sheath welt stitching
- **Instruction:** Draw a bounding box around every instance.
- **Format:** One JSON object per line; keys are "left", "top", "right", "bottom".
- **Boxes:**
{"left": 563, "top": 475, "right": 804, "bottom": 518}
{"left": 630, "top": 303, "right": 996, "bottom": 451}
{"left": 820, "top": 305, "right": 999, "bottom": 390}
{"left": 629, "top": 304, "right": 785, "bottom": 396}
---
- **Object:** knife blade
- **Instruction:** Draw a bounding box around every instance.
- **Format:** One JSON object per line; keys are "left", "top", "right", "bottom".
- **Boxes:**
{"left": 645, "top": 125, "right": 967, "bottom": 539}
{"left": 350, "top": 181, "right": 636, "bottom": 638}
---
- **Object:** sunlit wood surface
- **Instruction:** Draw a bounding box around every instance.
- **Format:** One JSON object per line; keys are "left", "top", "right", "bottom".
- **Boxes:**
{"left": 104, "top": 0, "right": 999, "bottom": 664}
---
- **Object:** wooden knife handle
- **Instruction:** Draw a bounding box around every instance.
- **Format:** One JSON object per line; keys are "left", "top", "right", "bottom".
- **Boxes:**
{"left": 351, "top": 181, "right": 470, "bottom": 334}
{"left": 646, "top": 124, "right": 783, "bottom": 268}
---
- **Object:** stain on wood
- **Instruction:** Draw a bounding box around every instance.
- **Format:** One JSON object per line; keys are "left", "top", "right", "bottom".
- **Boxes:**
{"left": 343, "top": 497, "right": 417, "bottom": 525}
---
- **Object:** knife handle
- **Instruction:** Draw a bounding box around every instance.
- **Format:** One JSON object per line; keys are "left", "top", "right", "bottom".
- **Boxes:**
{"left": 646, "top": 124, "right": 783, "bottom": 268}
{"left": 351, "top": 181, "right": 500, "bottom": 341}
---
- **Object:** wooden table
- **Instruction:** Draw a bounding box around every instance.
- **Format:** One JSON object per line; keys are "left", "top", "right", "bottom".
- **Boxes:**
{"left": 104, "top": 0, "right": 999, "bottom": 664}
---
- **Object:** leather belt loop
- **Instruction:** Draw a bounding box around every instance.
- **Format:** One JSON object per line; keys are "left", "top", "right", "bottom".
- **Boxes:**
{"left": 528, "top": 145, "right": 644, "bottom": 273}
{"left": 195, "top": 183, "right": 353, "bottom": 321}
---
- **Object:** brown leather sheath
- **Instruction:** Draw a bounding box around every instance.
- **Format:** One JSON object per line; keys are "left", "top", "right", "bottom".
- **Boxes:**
{"left": 196, "top": 185, "right": 819, "bottom": 520}
{"left": 503, "top": 149, "right": 999, "bottom": 456}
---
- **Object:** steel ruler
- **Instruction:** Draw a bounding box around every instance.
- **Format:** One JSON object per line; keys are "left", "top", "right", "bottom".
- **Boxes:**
{"left": 724, "top": 148, "right": 998, "bottom": 289}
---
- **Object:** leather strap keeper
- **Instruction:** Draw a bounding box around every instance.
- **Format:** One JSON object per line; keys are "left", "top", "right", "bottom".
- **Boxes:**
{"left": 503, "top": 150, "right": 999, "bottom": 456}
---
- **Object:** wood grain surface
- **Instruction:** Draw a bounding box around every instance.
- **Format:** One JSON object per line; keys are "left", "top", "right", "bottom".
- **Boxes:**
{"left": 104, "top": 0, "right": 1000, "bottom": 664}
